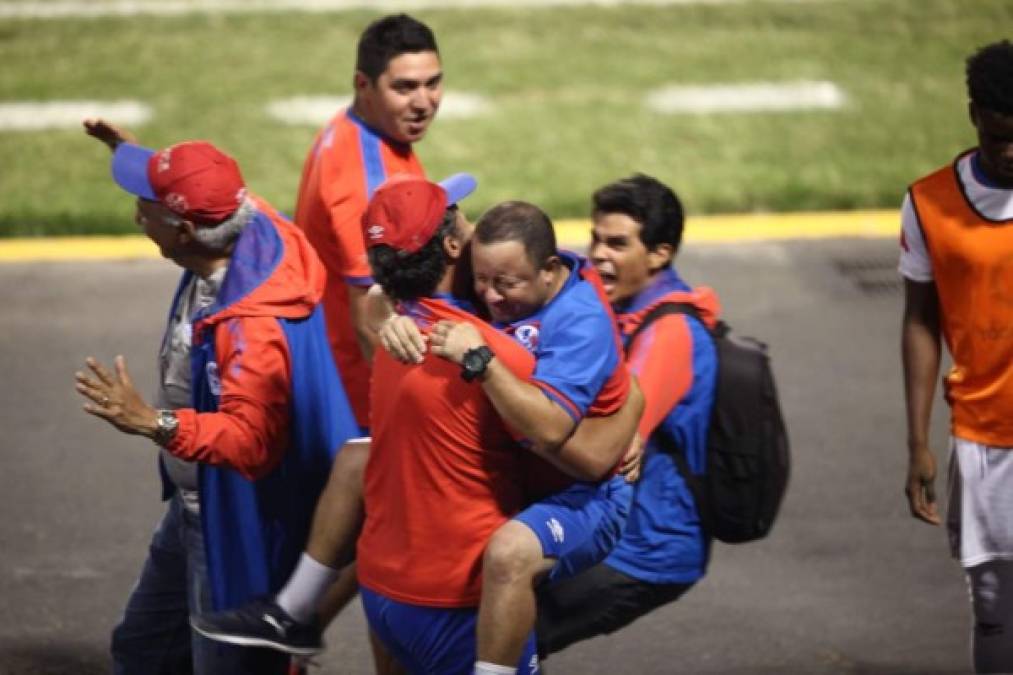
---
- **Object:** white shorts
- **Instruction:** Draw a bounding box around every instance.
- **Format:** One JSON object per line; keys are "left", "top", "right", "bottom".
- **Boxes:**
{"left": 947, "top": 437, "right": 1013, "bottom": 568}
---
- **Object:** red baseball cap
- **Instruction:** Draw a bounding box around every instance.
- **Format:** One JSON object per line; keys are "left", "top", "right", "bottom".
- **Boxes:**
{"left": 111, "top": 141, "right": 247, "bottom": 225}
{"left": 362, "top": 173, "right": 477, "bottom": 253}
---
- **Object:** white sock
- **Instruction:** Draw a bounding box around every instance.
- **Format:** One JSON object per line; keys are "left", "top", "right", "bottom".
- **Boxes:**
{"left": 275, "top": 553, "right": 340, "bottom": 624}
{"left": 474, "top": 661, "right": 516, "bottom": 675}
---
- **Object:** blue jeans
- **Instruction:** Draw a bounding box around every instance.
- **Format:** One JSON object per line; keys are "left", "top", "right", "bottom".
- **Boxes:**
{"left": 111, "top": 495, "right": 290, "bottom": 675}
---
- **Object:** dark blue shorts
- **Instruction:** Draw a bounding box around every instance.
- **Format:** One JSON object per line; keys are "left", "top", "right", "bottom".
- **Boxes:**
{"left": 513, "top": 474, "right": 633, "bottom": 584}
{"left": 360, "top": 586, "right": 539, "bottom": 675}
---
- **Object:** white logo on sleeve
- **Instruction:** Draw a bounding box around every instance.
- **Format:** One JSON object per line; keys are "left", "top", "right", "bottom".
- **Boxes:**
{"left": 546, "top": 518, "right": 564, "bottom": 544}
{"left": 206, "top": 361, "right": 222, "bottom": 396}
{"left": 366, "top": 224, "right": 385, "bottom": 241}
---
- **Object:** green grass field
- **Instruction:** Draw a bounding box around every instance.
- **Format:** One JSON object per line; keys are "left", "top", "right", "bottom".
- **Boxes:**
{"left": 1, "top": 0, "right": 1010, "bottom": 236}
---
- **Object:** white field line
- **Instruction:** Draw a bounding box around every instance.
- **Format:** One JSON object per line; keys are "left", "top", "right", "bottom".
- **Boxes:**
{"left": 265, "top": 92, "right": 490, "bottom": 126}
{"left": 0, "top": 0, "right": 759, "bottom": 19}
{"left": 0, "top": 100, "right": 151, "bottom": 131}
{"left": 646, "top": 80, "right": 846, "bottom": 114}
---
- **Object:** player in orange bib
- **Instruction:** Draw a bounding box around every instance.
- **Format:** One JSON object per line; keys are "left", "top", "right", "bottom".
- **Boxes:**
{"left": 900, "top": 40, "right": 1013, "bottom": 673}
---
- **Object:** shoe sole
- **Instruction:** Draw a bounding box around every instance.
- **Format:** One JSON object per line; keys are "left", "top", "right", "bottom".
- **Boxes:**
{"left": 189, "top": 618, "right": 324, "bottom": 656}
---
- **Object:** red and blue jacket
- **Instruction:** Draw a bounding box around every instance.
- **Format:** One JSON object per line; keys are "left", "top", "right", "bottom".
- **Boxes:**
{"left": 160, "top": 197, "right": 359, "bottom": 610}
{"left": 606, "top": 267, "right": 720, "bottom": 584}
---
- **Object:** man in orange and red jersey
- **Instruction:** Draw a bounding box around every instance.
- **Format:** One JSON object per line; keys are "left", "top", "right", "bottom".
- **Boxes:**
{"left": 294, "top": 13, "right": 442, "bottom": 431}
{"left": 900, "top": 40, "right": 1013, "bottom": 673}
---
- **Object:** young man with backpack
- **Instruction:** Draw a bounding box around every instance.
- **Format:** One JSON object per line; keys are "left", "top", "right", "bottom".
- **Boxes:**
{"left": 534, "top": 173, "right": 721, "bottom": 656}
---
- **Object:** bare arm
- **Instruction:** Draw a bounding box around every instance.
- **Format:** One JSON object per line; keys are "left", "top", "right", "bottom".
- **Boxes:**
{"left": 550, "top": 377, "right": 645, "bottom": 481}
{"left": 348, "top": 283, "right": 377, "bottom": 362}
{"left": 430, "top": 320, "right": 576, "bottom": 450}
{"left": 902, "top": 278, "right": 943, "bottom": 525}
{"left": 478, "top": 357, "right": 579, "bottom": 449}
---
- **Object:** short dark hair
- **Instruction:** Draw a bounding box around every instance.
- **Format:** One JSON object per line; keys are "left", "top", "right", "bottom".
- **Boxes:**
{"left": 592, "top": 173, "right": 684, "bottom": 253}
{"left": 474, "top": 201, "right": 557, "bottom": 270}
{"left": 368, "top": 209, "right": 457, "bottom": 302}
{"left": 356, "top": 14, "right": 439, "bottom": 82}
{"left": 967, "top": 40, "right": 1013, "bottom": 115}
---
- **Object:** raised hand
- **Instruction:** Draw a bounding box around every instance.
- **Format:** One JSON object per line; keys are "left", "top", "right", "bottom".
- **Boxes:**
{"left": 75, "top": 355, "right": 158, "bottom": 438}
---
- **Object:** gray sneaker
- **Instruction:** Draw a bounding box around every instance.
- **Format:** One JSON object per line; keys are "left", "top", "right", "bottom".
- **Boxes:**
{"left": 190, "top": 597, "right": 324, "bottom": 656}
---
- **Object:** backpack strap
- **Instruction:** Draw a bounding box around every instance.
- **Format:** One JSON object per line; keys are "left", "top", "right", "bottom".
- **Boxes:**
{"left": 624, "top": 301, "right": 710, "bottom": 500}
{"left": 626, "top": 301, "right": 728, "bottom": 351}
{"left": 626, "top": 302, "right": 700, "bottom": 351}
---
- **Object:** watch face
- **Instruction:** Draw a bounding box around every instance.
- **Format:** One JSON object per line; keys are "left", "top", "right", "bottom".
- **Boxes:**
{"left": 464, "top": 352, "right": 482, "bottom": 370}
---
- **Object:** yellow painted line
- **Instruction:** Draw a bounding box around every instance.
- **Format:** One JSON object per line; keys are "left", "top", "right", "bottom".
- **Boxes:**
{"left": 0, "top": 236, "right": 160, "bottom": 262}
{"left": 0, "top": 210, "right": 900, "bottom": 263}
{"left": 555, "top": 209, "right": 899, "bottom": 246}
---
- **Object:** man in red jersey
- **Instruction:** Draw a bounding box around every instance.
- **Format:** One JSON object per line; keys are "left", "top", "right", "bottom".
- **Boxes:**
{"left": 295, "top": 13, "right": 442, "bottom": 431}
{"left": 283, "top": 12, "right": 443, "bottom": 633}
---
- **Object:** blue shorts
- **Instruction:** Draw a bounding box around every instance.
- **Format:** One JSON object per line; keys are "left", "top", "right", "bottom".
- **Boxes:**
{"left": 513, "top": 474, "right": 633, "bottom": 584}
{"left": 360, "top": 586, "right": 539, "bottom": 675}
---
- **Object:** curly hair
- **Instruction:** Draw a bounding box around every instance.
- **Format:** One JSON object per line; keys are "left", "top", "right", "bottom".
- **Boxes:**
{"left": 368, "top": 209, "right": 458, "bottom": 302}
{"left": 967, "top": 40, "right": 1013, "bottom": 115}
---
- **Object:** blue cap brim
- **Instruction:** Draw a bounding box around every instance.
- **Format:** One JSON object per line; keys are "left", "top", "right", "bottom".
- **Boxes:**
{"left": 439, "top": 173, "right": 477, "bottom": 206}
{"left": 111, "top": 143, "right": 157, "bottom": 201}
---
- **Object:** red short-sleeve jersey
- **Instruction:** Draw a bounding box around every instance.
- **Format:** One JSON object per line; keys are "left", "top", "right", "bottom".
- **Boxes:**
{"left": 294, "top": 109, "right": 425, "bottom": 428}
{"left": 357, "top": 297, "right": 536, "bottom": 607}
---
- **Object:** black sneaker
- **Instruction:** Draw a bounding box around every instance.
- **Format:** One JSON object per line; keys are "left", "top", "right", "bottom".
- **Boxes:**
{"left": 190, "top": 597, "right": 324, "bottom": 656}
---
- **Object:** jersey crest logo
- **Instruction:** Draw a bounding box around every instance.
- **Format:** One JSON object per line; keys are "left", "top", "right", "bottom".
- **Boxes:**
{"left": 366, "top": 224, "right": 385, "bottom": 241}
{"left": 513, "top": 323, "right": 540, "bottom": 352}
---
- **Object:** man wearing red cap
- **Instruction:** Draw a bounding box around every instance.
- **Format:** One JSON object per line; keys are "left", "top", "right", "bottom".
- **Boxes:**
{"left": 75, "top": 120, "right": 360, "bottom": 675}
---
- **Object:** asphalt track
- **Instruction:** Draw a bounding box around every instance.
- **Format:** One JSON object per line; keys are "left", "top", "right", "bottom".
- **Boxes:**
{"left": 0, "top": 229, "right": 969, "bottom": 674}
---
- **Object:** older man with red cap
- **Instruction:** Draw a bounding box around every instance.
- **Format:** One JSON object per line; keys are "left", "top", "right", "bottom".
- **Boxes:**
{"left": 74, "top": 120, "right": 359, "bottom": 675}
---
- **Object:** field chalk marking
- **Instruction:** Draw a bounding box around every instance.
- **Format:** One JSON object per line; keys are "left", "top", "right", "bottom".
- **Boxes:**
{"left": 646, "top": 81, "right": 846, "bottom": 114}
{"left": 266, "top": 92, "right": 489, "bottom": 126}
{"left": 0, "top": 101, "right": 151, "bottom": 131}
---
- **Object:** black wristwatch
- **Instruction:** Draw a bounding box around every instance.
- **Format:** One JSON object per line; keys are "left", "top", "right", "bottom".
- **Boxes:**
{"left": 460, "top": 346, "right": 494, "bottom": 382}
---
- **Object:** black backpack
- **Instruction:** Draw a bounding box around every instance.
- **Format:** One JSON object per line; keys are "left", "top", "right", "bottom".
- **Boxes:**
{"left": 627, "top": 303, "right": 790, "bottom": 544}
